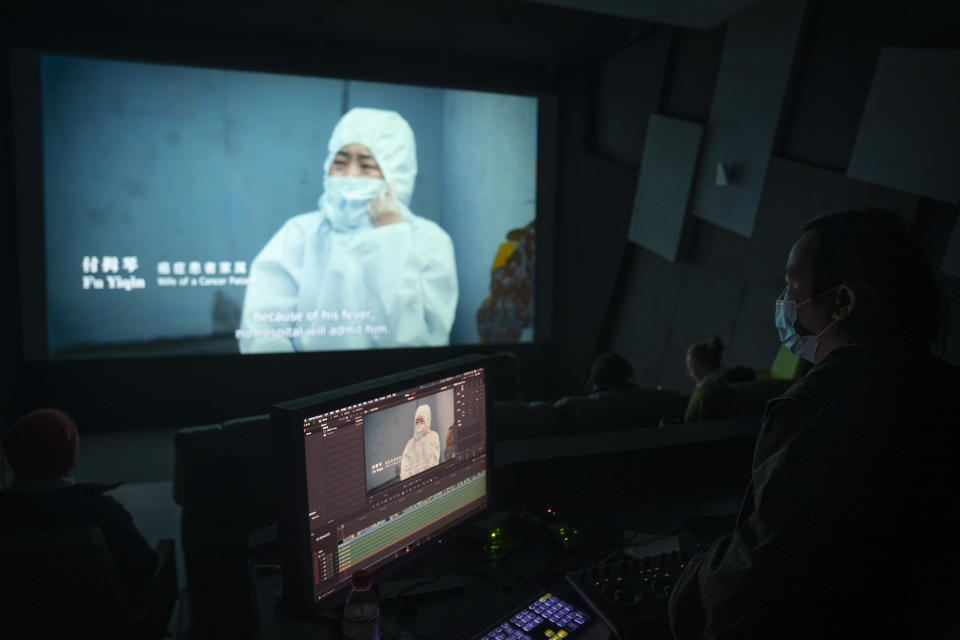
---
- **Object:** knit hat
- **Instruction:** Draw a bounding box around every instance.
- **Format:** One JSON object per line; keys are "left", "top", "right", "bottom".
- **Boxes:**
{"left": 2, "top": 409, "right": 79, "bottom": 479}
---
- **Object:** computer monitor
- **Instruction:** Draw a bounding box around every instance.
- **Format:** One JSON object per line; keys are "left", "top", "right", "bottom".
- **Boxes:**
{"left": 271, "top": 354, "right": 494, "bottom": 615}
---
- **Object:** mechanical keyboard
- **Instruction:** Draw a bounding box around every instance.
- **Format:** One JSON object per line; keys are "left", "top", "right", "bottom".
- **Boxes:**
{"left": 472, "top": 592, "right": 591, "bottom": 640}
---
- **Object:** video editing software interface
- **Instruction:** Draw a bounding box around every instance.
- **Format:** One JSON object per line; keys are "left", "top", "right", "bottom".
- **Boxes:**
{"left": 302, "top": 366, "right": 488, "bottom": 604}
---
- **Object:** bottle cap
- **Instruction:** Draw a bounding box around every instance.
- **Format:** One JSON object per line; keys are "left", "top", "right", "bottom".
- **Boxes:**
{"left": 352, "top": 569, "right": 372, "bottom": 588}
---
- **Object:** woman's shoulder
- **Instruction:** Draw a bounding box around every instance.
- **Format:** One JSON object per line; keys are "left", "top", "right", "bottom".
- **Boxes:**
{"left": 257, "top": 211, "right": 325, "bottom": 256}
{"left": 279, "top": 210, "right": 325, "bottom": 234}
{"left": 406, "top": 211, "right": 453, "bottom": 244}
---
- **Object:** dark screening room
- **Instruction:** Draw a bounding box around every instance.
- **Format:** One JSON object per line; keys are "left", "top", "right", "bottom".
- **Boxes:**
{"left": 2, "top": 1, "right": 959, "bottom": 638}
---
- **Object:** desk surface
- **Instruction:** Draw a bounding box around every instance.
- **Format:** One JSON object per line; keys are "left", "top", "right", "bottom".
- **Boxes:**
{"left": 254, "top": 573, "right": 615, "bottom": 640}
{"left": 250, "top": 504, "right": 699, "bottom": 640}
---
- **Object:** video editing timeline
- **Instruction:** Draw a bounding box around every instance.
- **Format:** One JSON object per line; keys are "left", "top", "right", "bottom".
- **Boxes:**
{"left": 337, "top": 472, "right": 486, "bottom": 572}
{"left": 303, "top": 367, "right": 488, "bottom": 603}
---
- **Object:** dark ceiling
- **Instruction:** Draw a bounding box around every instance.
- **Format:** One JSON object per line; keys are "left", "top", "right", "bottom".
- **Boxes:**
{"left": 5, "top": 0, "right": 645, "bottom": 65}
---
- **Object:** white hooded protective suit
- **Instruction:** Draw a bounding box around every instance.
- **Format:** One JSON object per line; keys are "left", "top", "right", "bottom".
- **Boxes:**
{"left": 238, "top": 108, "right": 458, "bottom": 352}
{"left": 399, "top": 405, "right": 440, "bottom": 480}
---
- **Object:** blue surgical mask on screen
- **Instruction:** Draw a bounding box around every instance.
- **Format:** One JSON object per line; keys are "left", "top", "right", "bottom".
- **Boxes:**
{"left": 320, "top": 176, "right": 386, "bottom": 231}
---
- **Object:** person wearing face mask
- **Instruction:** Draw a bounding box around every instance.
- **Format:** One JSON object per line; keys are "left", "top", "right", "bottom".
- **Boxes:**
{"left": 238, "top": 108, "right": 458, "bottom": 352}
{"left": 399, "top": 404, "right": 440, "bottom": 481}
{"left": 668, "top": 209, "right": 959, "bottom": 640}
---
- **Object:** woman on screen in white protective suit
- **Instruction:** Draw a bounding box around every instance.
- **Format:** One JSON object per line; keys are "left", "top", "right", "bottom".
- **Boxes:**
{"left": 238, "top": 108, "right": 458, "bottom": 352}
{"left": 400, "top": 405, "right": 440, "bottom": 481}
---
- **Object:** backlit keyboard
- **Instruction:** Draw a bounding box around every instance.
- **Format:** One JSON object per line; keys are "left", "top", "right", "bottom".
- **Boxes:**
{"left": 473, "top": 592, "right": 590, "bottom": 640}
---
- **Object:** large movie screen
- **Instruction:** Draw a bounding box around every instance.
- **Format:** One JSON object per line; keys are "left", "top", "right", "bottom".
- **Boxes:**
{"left": 41, "top": 54, "right": 538, "bottom": 359}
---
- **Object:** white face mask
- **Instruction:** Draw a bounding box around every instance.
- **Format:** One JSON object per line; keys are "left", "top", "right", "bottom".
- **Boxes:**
{"left": 414, "top": 409, "right": 430, "bottom": 437}
{"left": 774, "top": 287, "right": 841, "bottom": 363}
{"left": 319, "top": 176, "right": 386, "bottom": 231}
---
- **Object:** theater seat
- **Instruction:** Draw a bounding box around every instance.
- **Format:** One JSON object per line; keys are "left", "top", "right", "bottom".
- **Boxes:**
{"left": 0, "top": 526, "right": 177, "bottom": 640}
{"left": 687, "top": 378, "right": 795, "bottom": 423}
{"left": 173, "top": 414, "right": 274, "bottom": 639}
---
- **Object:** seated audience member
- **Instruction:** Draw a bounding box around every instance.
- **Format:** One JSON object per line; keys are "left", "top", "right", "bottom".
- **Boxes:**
{"left": 668, "top": 209, "right": 960, "bottom": 639}
{"left": 585, "top": 351, "right": 637, "bottom": 394}
{"left": 0, "top": 409, "right": 158, "bottom": 598}
{"left": 683, "top": 336, "right": 754, "bottom": 422}
{"left": 686, "top": 335, "right": 754, "bottom": 387}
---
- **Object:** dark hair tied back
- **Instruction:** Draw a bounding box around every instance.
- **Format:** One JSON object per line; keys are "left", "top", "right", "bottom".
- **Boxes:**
{"left": 688, "top": 336, "right": 724, "bottom": 370}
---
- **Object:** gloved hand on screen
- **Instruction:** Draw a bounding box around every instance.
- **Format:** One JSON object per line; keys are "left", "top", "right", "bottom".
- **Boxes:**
{"left": 367, "top": 183, "right": 403, "bottom": 227}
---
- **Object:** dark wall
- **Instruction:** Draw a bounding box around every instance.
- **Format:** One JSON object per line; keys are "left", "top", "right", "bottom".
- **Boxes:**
{"left": 589, "top": 0, "right": 960, "bottom": 395}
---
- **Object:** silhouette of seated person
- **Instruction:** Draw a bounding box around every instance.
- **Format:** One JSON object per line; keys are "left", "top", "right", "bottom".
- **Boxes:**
{"left": 668, "top": 209, "right": 960, "bottom": 639}
{"left": 399, "top": 404, "right": 440, "bottom": 480}
{"left": 584, "top": 352, "right": 638, "bottom": 395}
{"left": 684, "top": 336, "right": 755, "bottom": 422}
{"left": 0, "top": 409, "right": 158, "bottom": 600}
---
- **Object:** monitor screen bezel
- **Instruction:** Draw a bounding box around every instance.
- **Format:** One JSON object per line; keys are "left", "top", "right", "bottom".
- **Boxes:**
{"left": 270, "top": 353, "right": 496, "bottom": 617}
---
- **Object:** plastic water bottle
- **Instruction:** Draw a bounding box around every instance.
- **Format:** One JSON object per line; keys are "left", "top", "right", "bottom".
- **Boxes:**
{"left": 342, "top": 569, "right": 380, "bottom": 640}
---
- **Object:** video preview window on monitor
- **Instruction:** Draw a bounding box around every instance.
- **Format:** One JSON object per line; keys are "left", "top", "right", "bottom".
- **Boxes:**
{"left": 38, "top": 53, "right": 539, "bottom": 359}
{"left": 303, "top": 366, "right": 488, "bottom": 604}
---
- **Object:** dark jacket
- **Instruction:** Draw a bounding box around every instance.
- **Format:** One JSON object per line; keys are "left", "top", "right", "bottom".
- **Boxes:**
{"left": 0, "top": 482, "right": 158, "bottom": 596}
{"left": 669, "top": 345, "right": 960, "bottom": 639}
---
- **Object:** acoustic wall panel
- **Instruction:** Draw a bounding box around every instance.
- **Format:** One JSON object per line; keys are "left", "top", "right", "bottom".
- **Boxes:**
{"left": 596, "top": 30, "right": 671, "bottom": 167}
{"left": 847, "top": 48, "right": 960, "bottom": 204}
{"left": 628, "top": 114, "right": 703, "bottom": 262}
{"left": 689, "top": 0, "right": 807, "bottom": 238}
{"left": 746, "top": 157, "right": 920, "bottom": 282}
